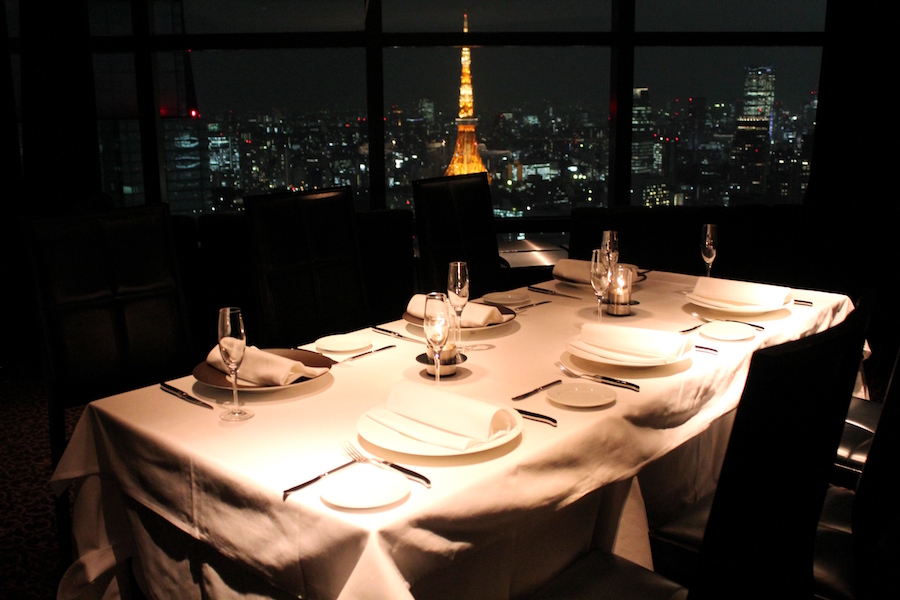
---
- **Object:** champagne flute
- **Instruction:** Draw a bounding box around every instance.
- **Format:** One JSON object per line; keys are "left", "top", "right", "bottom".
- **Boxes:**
{"left": 423, "top": 292, "right": 452, "bottom": 385}
{"left": 447, "top": 261, "right": 469, "bottom": 352}
{"left": 218, "top": 307, "right": 253, "bottom": 421}
{"left": 601, "top": 230, "right": 619, "bottom": 269}
{"left": 591, "top": 249, "right": 612, "bottom": 321}
{"left": 701, "top": 224, "right": 718, "bottom": 277}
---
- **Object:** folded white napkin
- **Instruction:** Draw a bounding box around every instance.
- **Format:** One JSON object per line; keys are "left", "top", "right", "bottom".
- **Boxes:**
{"left": 691, "top": 277, "right": 791, "bottom": 308}
{"left": 406, "top": 294, "right": 514, "bottom": 328}
{"left": 206, "top": 346, "right": 329, "bottom": 386}
{"left": 552, "top": 259, "right": 639, "bottom": 284}
{"left": 575, "top": 323, "right": 690, "bottom": 364}
{"left": 552, "top": 258, "right": 591, "bottom": 283}
{"left": 365, "top": 382, "right": 517, "bottom": 450}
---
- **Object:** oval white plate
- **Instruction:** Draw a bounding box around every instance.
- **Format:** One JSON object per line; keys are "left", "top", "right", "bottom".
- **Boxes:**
{"left": 315, "top": 333, "right": 372, "bottom": 353}
{"left": 320, "top": 462, "right": 410, "bottom": 509}
{"left": 548, "top": 382, "right": 616, "bottom": 408}
{"left": 483, "top": 291, "right": 531, "bottom": 306}
{"left": 698, "top": 320, "right": 756, "bottom": 341}
{"left": 357, "top": 409, "right": 523, "bottom": 457}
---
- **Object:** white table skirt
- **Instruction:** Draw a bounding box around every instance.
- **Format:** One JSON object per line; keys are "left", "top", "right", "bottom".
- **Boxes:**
{"left": 51, "top": 272, "right": 853, "bottom": 599}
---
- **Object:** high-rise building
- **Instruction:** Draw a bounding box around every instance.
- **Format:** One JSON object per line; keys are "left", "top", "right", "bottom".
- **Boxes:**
{"left": 444, "top": 14, "right": 490, "bottom": 180}
{"left": 632, "top": 88, "right": 657, "bottom": 175}
{"left": 728, "top": 66, "right": 776, "bottom": 204}
{"left": 742, "top": 66, "right": 776, "bottom": 134}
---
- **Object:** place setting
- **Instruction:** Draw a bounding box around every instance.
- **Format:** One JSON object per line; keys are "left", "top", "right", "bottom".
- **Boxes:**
{"left": 283, "top": 440, "right": 431, "bottom": 510}
{"left": 190, "top": 307, "right": 335, "bottom": 420}
{"left": 683, "top": 276, "right": 794, "bottom": 316}
{"left": 566, "top": 322, "right": 694, "bottom": 369}
{"left": 403, "top": 293, "right": 517, "bottom": 332}
{"left": 356, "top": 380, "right": 524, "bottom": 457}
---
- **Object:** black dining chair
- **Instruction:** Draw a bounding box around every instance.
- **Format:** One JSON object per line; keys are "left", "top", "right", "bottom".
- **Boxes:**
{"left": 23, "top": 205, "right": 196, "bottom": 565}
{"left": 242, "top": 186, "right": 370, "bottom": 348}
{"left": 529, "top": 301, "right": 870, "bottom": 600}
{"left": 412, "top": 172, "right": 509, "bottom": 297}
{"left": 813, "top": 346, "right": 898, "bottom": 600}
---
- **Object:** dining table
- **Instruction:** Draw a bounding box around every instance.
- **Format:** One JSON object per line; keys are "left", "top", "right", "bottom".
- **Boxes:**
{"left": 50, "top": 270, "right": 855, "bottom": 600}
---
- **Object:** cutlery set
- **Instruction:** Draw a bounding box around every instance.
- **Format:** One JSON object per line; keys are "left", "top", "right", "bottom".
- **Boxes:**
{"left": 554, "top": 362, "right": 640, "bottom": 392}
{"left": 283, "top": 442, "right": 431, "bottom": 499}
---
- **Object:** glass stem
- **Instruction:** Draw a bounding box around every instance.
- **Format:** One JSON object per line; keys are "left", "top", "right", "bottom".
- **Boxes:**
{"left": 434, "top": 351, "right": 441, "bottom": 385}
{"left": 231, "top": 368, "right": 240, "bottom": 414}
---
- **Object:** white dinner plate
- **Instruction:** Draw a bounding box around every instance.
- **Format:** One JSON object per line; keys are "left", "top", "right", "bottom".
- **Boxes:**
{"left": 548, "top": 383, "right": 616, "bottom": 408}
{"left": 402, "top": 305, "right": 517, "bottom": 332}
{"left": 698, "top": 320, "right": 756, "bottom": 341}
{"left": 356, "top": 409, "right": 524, "bottom": 457}
{"left": 192, "top": 349, "right": 334, "bottom": 392}
{"left": 482, "top": 291, "right": 531, "bottom": 306}
{"left": 315, "top": 333, "right": 372, "bottom": 353}
{"left": 319, "top": 462, "right": 410, "bottom": 509}
{"left": 566, "top": 339, "right": 693, "bottom": 368}
{"left": 685, "top": 292, "right": 793, "bottom": 315}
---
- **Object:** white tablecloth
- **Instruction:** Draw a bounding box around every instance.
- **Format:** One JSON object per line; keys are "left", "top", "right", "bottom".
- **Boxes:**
{"left": 51, "top": 272, "right": 853, "bottom": 599}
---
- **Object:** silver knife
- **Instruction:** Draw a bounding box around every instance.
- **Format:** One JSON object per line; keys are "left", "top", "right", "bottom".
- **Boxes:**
{"left": 283, "top": 461, "right": 355, "bottom": 499}
{"left": 369, "top": 459, "right": 431, "bottom": 488}
{"left": 342, "top": 345, "right": 396, "bottom": 362}
{"left": 512, "top": 379, "right": 562, "bottom": 400}
{"left": 516, "top": 409, "right": 558, "bottom": 427}
{"left": 597, "top": 376, "right": 640, "bottom": 392}
{"left": 527, "top": 286, "right": 583, "bottom": 300}
{"left": 372, "top": 327, "right": 424, "bottom": 343}
{"left": 160, "top": 382, "right": 214, "bottom": 410}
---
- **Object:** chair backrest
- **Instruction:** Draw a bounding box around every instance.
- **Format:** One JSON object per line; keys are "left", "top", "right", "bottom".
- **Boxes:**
{"left": 850, "top": 346, "right": 899, "bottom": 599}
{"left": 243, "top": 186, "right": 370, "bottom": 347}
{"left": 412, "top": 172, "right": 503, "bottom": 297}
{"left": 24, "top": 205, "right": 195, "bottom": 466}
{"left": 689, "top": 301, "right": 870, "bottom": 599}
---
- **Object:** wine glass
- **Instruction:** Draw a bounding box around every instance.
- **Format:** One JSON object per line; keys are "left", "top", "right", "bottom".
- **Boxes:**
{"left": 217, "top": 307, "right": 253, "bottom": 421}
{"left": 701, "top": 224, "right": 718, "bottom": 277}
{"left": 590, "top": 249, "right": 612, "bottom": 321}
{"left": 423, "top": 292, "right": 452, "bottom": 384}
{"left": 447, "top": 261, "right": 469, "bottom": 351}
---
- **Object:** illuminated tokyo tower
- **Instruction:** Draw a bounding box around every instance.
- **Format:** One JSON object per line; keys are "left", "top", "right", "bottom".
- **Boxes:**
{"left": 444, "top": 13, "right": 490, "bottom": 180}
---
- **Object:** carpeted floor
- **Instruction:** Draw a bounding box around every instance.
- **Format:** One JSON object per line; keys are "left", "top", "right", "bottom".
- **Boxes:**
{"left": 1, "top": 364, "right": 67, "bottom": 600}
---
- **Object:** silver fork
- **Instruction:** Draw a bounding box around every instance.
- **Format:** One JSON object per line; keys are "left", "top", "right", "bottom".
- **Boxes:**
{"left": 554, "top": 361, "right": 640, "bottom": 392}
{"left": 685, "top": 311, "right": 764, "bottom": 332}
{"left": 341, "top": 441, "right": 432, "bottom": 488}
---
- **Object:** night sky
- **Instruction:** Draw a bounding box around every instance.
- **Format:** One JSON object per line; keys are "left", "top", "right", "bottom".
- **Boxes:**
{"left": 186, "top": 0, "right": 826, "bottom": 118}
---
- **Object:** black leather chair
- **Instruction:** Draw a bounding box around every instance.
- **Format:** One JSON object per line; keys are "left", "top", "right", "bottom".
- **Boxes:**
{"left": 412, "top": 172, "right": 509, "bottom": 297}
{"left": 530, "top": 302, "right": 869, "bottom": 599}
{"left": 814, "top": 347, "right": 898, "bottom": 600}
{"left": 832, "top": 395, "right": 882, "bottom": 489}
{"left": 24, "top": 205, "right": 196, "bottom": 564}
{"left": 243, "top": 186, "right": 370, "bottom": 348}
{"left": 642, "top": 300, "right": 871, "bottom": 594}
{"left": 354, "top": 209, "right": 416, "bottom": 325}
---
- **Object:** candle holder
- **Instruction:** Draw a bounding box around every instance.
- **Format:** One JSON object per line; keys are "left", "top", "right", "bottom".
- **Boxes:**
{"left": 605, "top": 265, "right": 633, "bottom": 316}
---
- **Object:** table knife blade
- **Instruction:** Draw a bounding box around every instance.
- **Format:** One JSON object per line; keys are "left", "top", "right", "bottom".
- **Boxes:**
{"left": 160, "top": 383, "right": 214, "bottom": 409}
{"left": 527, "top": 286, "right": 582, "bottom": 300}
{"left": 512, "top": 379, "right": 562, "bottom": 400}
{"left": 283, "top": 460, "right": 355, "bottom": 499}
{"left": 516, "top": 409, "right": 558, "bottom": 427}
